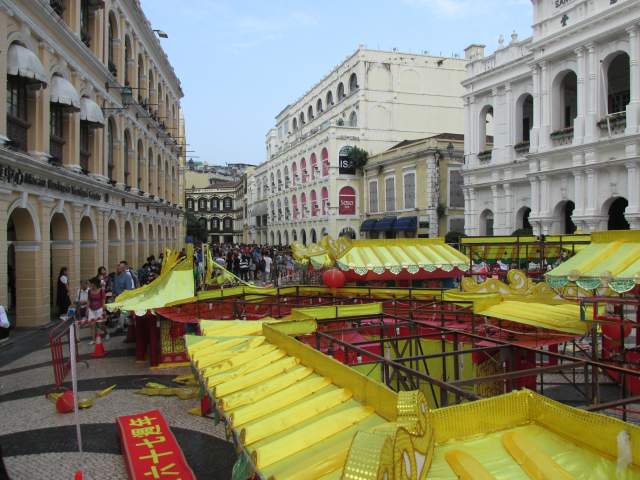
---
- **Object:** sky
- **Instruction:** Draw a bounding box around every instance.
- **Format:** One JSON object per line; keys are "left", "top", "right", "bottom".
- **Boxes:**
{"left": 140, "top": 0, "right": 531, "bottom": 166}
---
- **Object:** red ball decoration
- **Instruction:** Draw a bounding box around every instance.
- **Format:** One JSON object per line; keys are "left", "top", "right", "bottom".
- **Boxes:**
{"left": 56, "top": 390, "right": 75, "bottom": 414}
{"left": 602, "top": 321, "right": 633, "bottom": 341}
{"left": 323, "top": 268, "right": 346, "bottom": 289}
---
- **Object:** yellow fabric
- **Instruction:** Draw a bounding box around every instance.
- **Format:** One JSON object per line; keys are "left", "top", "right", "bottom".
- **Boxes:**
{"left": 444, "top": 450, "right": 496, "bottom": 480}
{"left": 215, "top": 356, "right": 300, "bottom": 397}
{"left": 548, "top": 230, "right": 640, "bottom": 281}
{"left": 253, "top": 405, "right": 375, "bottom": 469}
{"left": 501, "top": 431, "right": 574, "bottom": 480}
{"left": 106, "top": 254, "right": 194, "bottom": 314}
{"left": 478, "top": 301, "right": 587, "bottom": 334}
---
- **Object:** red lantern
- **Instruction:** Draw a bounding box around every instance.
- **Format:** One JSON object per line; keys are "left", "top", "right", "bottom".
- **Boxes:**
{"left": 602, "top": 321, "right": 633, "bottom": 341}
{"left": 323, "top": 268, "right": 346, "bottom": 289}
{"left": 56, "top": 389, "right": 75, "bottom": 414}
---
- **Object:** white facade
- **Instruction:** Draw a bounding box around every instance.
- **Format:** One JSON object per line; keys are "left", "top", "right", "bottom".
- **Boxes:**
{"left": 463, "top": 0, "right": 640, "bottom": 236}
{"left": 252, "top": 47, "right": 467, "bottom": 245}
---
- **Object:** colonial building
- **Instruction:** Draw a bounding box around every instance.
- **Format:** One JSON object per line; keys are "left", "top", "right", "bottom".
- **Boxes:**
{"left": 0, "top": 0, "right": 186, "bottom": 328}
{"left": 463, "top": 0, "right": 640, "bottom": 236}
{"left": 251, "top": 47, "right": 467, "bottom": 246}
{"left": 185, "top": 181, "right": 242, "bottom": 244}
{"left": 360, "top": 134, "right": 465, "bottom": 239}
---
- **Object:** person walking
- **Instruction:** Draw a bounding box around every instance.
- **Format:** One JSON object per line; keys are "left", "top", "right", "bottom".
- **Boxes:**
{"left": 239, "top": 254, "right": 249, "bottom": 281}
{"left": 56, "top": 267, "right": 71, "bottom": 317}
{"left": 111, "top": 261, "right": 135, "bottom": 334}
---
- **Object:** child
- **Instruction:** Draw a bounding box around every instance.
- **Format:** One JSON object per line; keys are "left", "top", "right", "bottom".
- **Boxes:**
{"left": 88, "top": 277, "right": 109, "bottom": 344}
{"left": 76, "top": 280, "right": 90, "bottom": 320}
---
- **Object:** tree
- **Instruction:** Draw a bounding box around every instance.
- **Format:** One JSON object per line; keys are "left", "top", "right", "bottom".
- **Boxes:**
{"left": 185, "top": 211, "right": 207, "bottom": 244}
{"left": 347, "top": 146, "right": 369, "bottom": 173}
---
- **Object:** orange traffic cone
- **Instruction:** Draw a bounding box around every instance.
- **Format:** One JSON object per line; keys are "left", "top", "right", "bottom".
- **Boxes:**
{"left": 91, "top": 331, "right": 107, "bottom": 358}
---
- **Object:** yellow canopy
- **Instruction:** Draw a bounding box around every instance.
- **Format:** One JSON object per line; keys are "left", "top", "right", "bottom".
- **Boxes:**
{"left": 461, "top": 234, "right": 590, "bottom": 261}
{"left": 546, "top": 230, "right": 640, "bottom": 293}
{"left": 106, "top": 248, "right": 194, "bottom": 315}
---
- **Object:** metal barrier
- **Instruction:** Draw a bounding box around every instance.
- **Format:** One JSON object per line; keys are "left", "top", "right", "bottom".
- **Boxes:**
{"left": 49, "top": 317, "right": 80, "bottom": 390}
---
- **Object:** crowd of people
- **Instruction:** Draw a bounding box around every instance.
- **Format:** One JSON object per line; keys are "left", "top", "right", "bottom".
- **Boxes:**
{"left": 55, "top": 254, "right": 166, "bottom": 344}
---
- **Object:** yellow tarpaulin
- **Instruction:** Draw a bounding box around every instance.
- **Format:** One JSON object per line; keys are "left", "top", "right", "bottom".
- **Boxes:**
{"left": 547, "top": 230, "right": 640, "bottom": 292}
{"left": 106, "top": 250, "right": 194, "bottom": 315}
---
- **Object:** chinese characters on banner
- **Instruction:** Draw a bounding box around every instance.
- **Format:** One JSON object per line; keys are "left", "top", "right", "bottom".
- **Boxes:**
{"left": 117, "top": 409, "right": 195, "bottom": 480}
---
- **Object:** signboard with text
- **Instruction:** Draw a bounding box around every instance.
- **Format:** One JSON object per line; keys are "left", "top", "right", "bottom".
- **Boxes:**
{"left": 339, "top": 187, "right": 356, "bottom": 215}
{"left": 117, "top": 409, "right": 195, "bottom": 480}
{"left": 338, "top": 146, "right": 355, "bottom": 175}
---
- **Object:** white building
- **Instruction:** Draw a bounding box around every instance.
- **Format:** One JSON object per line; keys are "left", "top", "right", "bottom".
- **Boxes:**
{"left": 463, "top": 0, "right": 640, "bottom": 236}
{"left": 251, "top": 47, "right": 467, "bottom": 245}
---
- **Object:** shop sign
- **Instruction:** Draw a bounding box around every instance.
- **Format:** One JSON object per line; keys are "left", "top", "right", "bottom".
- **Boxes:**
{"left": 339, "top": 187, "right": 356, "bottom": 215}
{"left": 554, "top": 0, "right": 575, "bottom": 8}
{"left": 338, "top": 146, "right": 355, "bottom": 175}
{"left": 0, "top": 164, "right": 102, "bottom": 201}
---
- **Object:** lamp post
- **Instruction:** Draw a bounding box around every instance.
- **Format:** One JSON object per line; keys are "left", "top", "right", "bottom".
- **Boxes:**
{"left": 153, "top": 29, "right": 168, "bottom": 38}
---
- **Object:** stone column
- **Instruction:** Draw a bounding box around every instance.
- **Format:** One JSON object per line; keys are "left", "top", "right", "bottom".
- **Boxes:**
{"left": 627, "top": 26, "right": 640, "bottom": 135}
{"left": 574, "top": 47, "right": 586, "bottom": 144}
{"left": 626, "top": 162, "right": 640, "bottom": 225}
{"left": 0, "top": 189, "right": 10, "bottom": 308}
{"left": 503, "top": 183, "right": 513, "bottom": 233}
{"left": 540, "top": 62, "right": 551, "bottom": 151}
{"left": 39, "top": 197, "right": 55, "bottom": 323}
{"left": 0, "top": 12, "right": 9, "bottom": 142}
{"left": 30, "top": 43, "right": 52, "bottom": 162}
{"left": 530, "top": 64, "right": 541, "bottom": 153}
{"left": 504, "top": 83, "right": 514, "bottom": 163}
{"left": 585, "top": 44, "right": 598, "bottom": 143}
{"left": 585, "top": 169, "right": 597, "bottom": 214}
{"left": 573, "top": 170, "right": 585, "bottom": 217}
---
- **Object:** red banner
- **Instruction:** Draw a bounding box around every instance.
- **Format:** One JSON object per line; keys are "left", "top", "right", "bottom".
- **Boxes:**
{"left": 338, "top": 186, "right": 356, "bottom": 215}
{"left": 117, "top": 409, "right": 195, "bottom": 480}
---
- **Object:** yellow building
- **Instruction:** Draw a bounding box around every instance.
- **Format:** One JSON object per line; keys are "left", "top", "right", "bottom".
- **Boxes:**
{"left": 360, "top": 134, "right": 465, "bottom": 239}
{"left": 1, "top": 0, "right": 186, "bottom": 327}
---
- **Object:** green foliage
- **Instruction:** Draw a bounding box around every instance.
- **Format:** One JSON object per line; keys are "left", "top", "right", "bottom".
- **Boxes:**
{"left": 347, "top": 146, "right": 369, "bottom": 171}
{"left": 186, "top": 211, "right": 208, "bottom": 243}
{"left": 445, "top": 230, "right": 466, "bottom": 245}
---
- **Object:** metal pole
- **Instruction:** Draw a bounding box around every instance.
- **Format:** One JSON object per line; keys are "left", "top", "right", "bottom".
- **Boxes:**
{"left": 69, "top": 324, "right": 83, "bottom": 452}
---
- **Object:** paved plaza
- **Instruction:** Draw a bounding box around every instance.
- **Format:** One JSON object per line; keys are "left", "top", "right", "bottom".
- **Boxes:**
{"left": 0, "top": 326, "right": 236, "bottom": 479}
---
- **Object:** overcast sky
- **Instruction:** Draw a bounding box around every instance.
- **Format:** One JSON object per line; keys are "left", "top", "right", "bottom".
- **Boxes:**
{"left": 140, "top": 0, "right": 530, "bottom": 167}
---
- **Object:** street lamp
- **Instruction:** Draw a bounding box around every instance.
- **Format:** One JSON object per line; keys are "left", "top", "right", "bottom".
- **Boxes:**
{"left": 153, "top": 29, "right": 168, "bottom": 38}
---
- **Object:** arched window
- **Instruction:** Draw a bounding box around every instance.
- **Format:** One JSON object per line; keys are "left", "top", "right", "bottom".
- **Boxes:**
{"left": 223, "top": 217, "right": 233, "bottom": 231}
{"left": 277, "top": 199, "right": 282, "bottom": 218}
{"left": 310, "top": 153, "right": 318, "bottom": 180}
{"left": 516, "top": 94, "right": 533, "bottom": 147}
{"left": 349, "top": 73, "right": 358, "bottom": 93}
{"left": 270, "top": 172, "right": 275, "bottom": 189}
{"left": 284, "top": 166, "right": 290, "bottom": 187}
{"left": 321, "top": 187, "right": 329, "bottom": 215}
{"left": 337, "top": 82, "right": 345, "bottom": 101}
{"left": 478, "top": 106, "right": 493, "bottom": 155}
{"left": 147, "top": 69, "right": 154, "bottom": 106}
{"left": 300, "top": 158, "right": 307, "bottom": 183}
{"left": 292, "top": 195, "right": 298, "bottom": 219}
{"left": 211, "top": 217, "right": 220, "bottom": 231}
{"left": 292, "top": 162, "right": 298, "bottom": 186}
{"left": 608, "top": 197, "right": 629, "bottom": 230}
{"left": 553, "top": 71, "right": 577, "bottom": 131}
{"left": 480, "top": 209, "right": 494, "bottom": 236}
{"left": 311, "top": 190, "right": 318, "bottom": 216}
{"left": 107, "top": 117, "right": 115, "bottom": 181}
{"left": 311, "top": 229, "right": 317, "bottom": 244}
{"left": 277, "top": 170, "right": 282, "bottom": 190}
{"left": 147, "top": 147, "right": 154, "bottom": 193}
{"left": 307, "top": 105, "right": 314, "bottom": 121}
{"left": 293, "top": 117, "right": 298, "bottom": 131}
{"left": 605, "top": 52, "right": 630, "bottom": 115}
{"left": 349, "top": 111, "right": 357, "bottom": 127}
{"left": 123, "top": 129, "right": 131, "bottom": 186}
{"left": 7, "top": 44, "right": 40, "bottom": 152}
{"left": 338, "top": 186, "right": 356, "bottom": 215}
{"left": 137, "top": 139, "right": 144, "bottom": 189}
{"left": 316, "top": 98, "right": 323, "bottom": 113}
{"left": 223, "top": 197, "right": 233, "bottom": 210}
{"left": 124, "top": 35, "right": 132, "bottom": 86}
{"left": 284, "top": 197, "right": 290, "bottom": 216}
{"left": 322, "top": 148, "right": 329, "bottom": 177}
{"left": 301, "top": 192, "right": 307, "bottom": 218}
{"left": 107, "top": 12, "right": 118, "bottom": 76}
{"left": 270, "top": 201, "right": 275, "bottom": 217}
{"left": 210, "top": 197, "right": 219, "bottom": 211}
{"left": 198, "top": 197, "right": 207, "bottom": 211}
{"left": 299, "top": 111, "right": 305, "bottom": 126}
{"left": 292, "top": 230, "right": 298, "bottom": 242}
{"left": 186, "top": 198, "right": 194, "bottom": 210}
{"left": 326, "top": 91, "right": 334, "bottom": 107}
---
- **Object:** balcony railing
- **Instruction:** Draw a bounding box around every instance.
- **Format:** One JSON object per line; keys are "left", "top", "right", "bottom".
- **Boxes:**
{"left": 514, "top": 141, "right": 530, "bottom": 155}
{"left": 550, "top": 127, "right": 574, "bottom": 146}
{"left": 477, "top": 150, "right": 493, "bottom": 163}
{"left": 597, "top": 111, "right": 626, "bottom": 136}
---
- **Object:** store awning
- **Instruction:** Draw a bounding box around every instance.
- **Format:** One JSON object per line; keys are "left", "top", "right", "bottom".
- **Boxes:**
{"left": 80, "top": 97, "right": 105, "bottom": 126}
{"left": 546, "top": 230, "right": 640, "bottom": 293}
{"left": 50, "top": 75, "right": 80, "bottom": 111}
{"left": 373, "top": 216, "right": 396, "bottom": 231}
{"left": 7, "top": 43, "right": 47, "bottom": 86}
{"left": 360, "top": 219, "right": 377, "bottom": 232}
{"left": 393, "top": 216, "right": 417, "bottom": 232}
